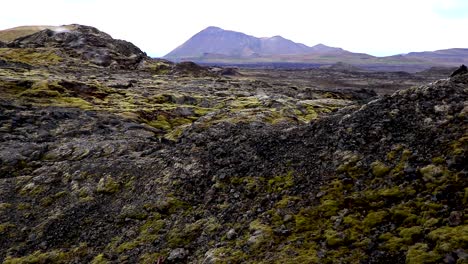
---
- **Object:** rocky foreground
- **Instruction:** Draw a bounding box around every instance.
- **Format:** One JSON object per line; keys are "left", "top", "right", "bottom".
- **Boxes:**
{"left": 0, "top": 25, "right": 467, "bottom": 264}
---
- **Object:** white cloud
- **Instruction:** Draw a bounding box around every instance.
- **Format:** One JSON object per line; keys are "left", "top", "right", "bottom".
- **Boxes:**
{"left": 1, "top": 0, "right": 467, "bottom": 57}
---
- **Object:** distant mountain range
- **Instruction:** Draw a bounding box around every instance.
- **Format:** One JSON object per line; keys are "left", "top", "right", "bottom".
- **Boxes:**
{"left": 164, "top": 26, "right": 468, "bottom": 72}
{"left": 165, "top": 26, "right": 344, "bottom": 58}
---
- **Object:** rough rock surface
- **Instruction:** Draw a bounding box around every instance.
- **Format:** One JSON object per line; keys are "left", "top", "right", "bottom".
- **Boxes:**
{"left": 8, "top": 24, "right": 147, "bottom": 69}
{"left": 0, "top": 24, "right": 466, "bottom": 264}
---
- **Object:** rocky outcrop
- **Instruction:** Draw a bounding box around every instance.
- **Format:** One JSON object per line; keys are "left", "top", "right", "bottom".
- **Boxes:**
{"left": 451, "top": 64, "right": 468, "bottom": 77}
{"left": 8, "top": 24, "right": 147, "bottom": 68}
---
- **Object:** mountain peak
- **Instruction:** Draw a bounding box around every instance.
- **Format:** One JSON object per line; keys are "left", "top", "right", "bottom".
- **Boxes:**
{"left": 165, "top": 27, "right": 322, "bottom": 59}
{"left": 200, "top": 26, "right": 224, "bottom": 33}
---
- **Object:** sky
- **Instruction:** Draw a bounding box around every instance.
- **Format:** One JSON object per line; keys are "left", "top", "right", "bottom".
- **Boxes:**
{"left": 1, "top": 0, "right": 467, "bottom": 57}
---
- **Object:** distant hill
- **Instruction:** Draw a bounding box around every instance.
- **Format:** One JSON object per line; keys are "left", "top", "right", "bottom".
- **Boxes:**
{"left": 165, "top": 27, "right": 468, "bottom": 72}
{"left": 0, "top": 25, "right": 63, "bottom": 42}
{"left": 403, "top": 48, "right": 468, "bottom": 65}
{"left": 164, "top": 26, "right": 343, "bottom": 60}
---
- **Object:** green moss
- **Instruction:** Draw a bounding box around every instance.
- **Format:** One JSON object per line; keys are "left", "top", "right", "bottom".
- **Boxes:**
{"left": 371, "top": 161, "right": 391, "bottom": 177}
{"left": 139, "top": 217, "right": 165, "bottom": 243}
{"left": 419, "top": 164, "right": 443, "bottom": 182}
{"left": 170, "top": 117, "right": 192, "bottom": 127}
{"left": 17, "top": 203, "right": 31, "bottom": 210}
{"left": 3, "top": 250, "right": 68, "bottom": 264}
{"left": 40, "top": 197, "right": 55, "bottom": 207}
{"left": 378, "top": 232, "right": 405, "bottom": 251}
{"left": 399, "top": 226, "right": 422, "bottom": 244}
{"left": 267, "top": 171, "right": 294, "bottom": 193}
{"left": 52, "top": 97, "right": 93, "bottom": 110}
{"left": 96, "top": 176, "right": 120, "bottom": 194}
{"left": 0, "top": 202, "right": 12, "bottom": 211}
{"left": 431, "top": 156, "right": 445, "bottom": 164}
{"left": 206, "top": 247, "right": 248, "bottom": 263}
{"left": 325, "top": 229, "right": 344, "bottom": 246}
{"left": 428, "top": 225, "right": 468, "bottom": 252}
{"left": 139, "top": 253, "right": 165, "bottom": 264}
{"left": 0, "top": 48, "right": 62, "bottom": 66}
{"left": 167, "top": 219, "right": 205, "bottom": 247}
{"left": 248, "top": 219, "right": 273, "bottom": 251}
{"left": 0, "top": 222, "right": 15, "bottom": 234}
{"left": 19, "top": 183, "right": 45, "bottom": 196}
{"left": 230, "top": 97, "right": 261, "bottom": 109}
{"left": 406, "top": 243, "right": 440, "bottom": 264}
{"left": 275, "top": 245, "right": 319, "bottom": 264}
{"left": 147, "top": 115, "right": 171, "bottom": 131}
{"left": 318, "top": 199, "right": 341, "bottom": 217}
{"left": 275, "top": 196, "right": 300, "bottom": 209}
{"left": 90, "top": 254, "right": 109, "bottom": 264}
{"left": 116, "top": 240, "right": 139, "bottom": 253}
{"left": 362, "top": 210, "right": 388, "bottom": 230}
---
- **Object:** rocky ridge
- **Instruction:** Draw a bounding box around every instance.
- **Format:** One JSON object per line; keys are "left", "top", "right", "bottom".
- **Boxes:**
{"left": 0, "top": 24, "right": 467, "bottom": 264}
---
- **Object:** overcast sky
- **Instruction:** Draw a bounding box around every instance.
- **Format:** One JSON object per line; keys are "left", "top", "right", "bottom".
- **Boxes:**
{"left": 1, "top": 0, "right": 467, "bottom": 57}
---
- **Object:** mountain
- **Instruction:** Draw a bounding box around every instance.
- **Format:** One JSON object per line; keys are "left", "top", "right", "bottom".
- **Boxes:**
{"left": 164, "top": 26, "right": 343, "bottom": 60}
{"left": 403, "top": 48, "right": 468, "bottom": 65}
{"left": 165, "top": 27, "right": 468, "bottom": 72}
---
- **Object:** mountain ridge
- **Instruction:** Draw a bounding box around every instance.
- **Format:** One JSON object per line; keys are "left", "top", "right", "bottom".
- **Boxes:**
{"left": 164, "top": 26, "right": 343, "bottom": 59}
{"left": 164, "top": 26, "right": 468, "bottom": 72}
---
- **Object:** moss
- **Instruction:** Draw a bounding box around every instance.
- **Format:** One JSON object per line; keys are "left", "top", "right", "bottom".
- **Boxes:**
{"left": 275, "top": 245, "right": 319, "bottom": 264}
{"left": 116, "top": 240, "right": 139, "bottom": 253}
{"left": 230, "top": 97, "right": 261, "bottom": 109}
{"left": 325, "top": 229, "right": 344, "bottom": 247}
{"left": 19, "top": 183, "right": 45, "bottom": 196}
{"left": 96, "top": 176, "right": 120, "bottom": 194}
{"left": 419, "top": 164, "right": 443, "bottom": 182}
{"left": 422, "top": 218, "right": 439, "bottom": 228}
{"left": 318, "top": 199, "right": 341, "bottom": 217}
{"left": 90, "top": 254, "right": 109, "bottom": 264}
{"left": 399, "top": 226, "right": 422, "bottom": 244}
{"left": 378, "top": 232, "right": 405, "bottom": 251}
{"left": 275, "top": 196, "right": 300, "bottom": 209}
{"left": 406, "top": 243, "right": 441, "bottom": 264}
{"left": 119, "top": 205, "right": 148, "bottom": 220}
{"left": 167, "top": 219, "right": 205, "bottom": 248}
{"left": 362, "top": 210, "right": 388, "bottom": 230}
{"left": 431, "top": 156, "right": 445, "bottom": 164}
{"left": 169, "top": 117, "right": 192, "bottom": 127}
{"left": 390, "top": 148, "right": 412, "bottom": 178}
{"left": 428, "top": 225, "right": 468, "bottom": 252}
{"left": 371, "top": 161, "right": 390, "bottom": 177}
{"left": 3, "top": 250, "right": 68, "bottom": 264}
{"left": 267, "top": 171, "right": 294, "bottom": 193}
{"left": 0, "top": 202, "right": 12, "bottom": 211}
{"left": 0, "top": 48, "right": 62, "bottom": 66}
{"left": 0, "top": 222, "right": 15, "bottom": 234}
{"left": 294, "top": 208, "right": 321, "bottom": 233}
{"left": 203, "top": 217, "right": 221, "bottom": 234}
{"left": 52, "top": 97, "right": 93, "bottom": 110}
{"left": 147, "top": 115, "right": 171, "bottom": 131}
{"left": 17, "top": 203, "right": 31, "bottom": 210}
{"left": 20, "top": 89, "right": 61, "bottom": 98}
{"left": 139, "top": 253, "right": 165, "bottom": 264}
{"left": 139, "top": 217, "right": 165, "bottom": 243}
{"left": 206, "top": 247, "right": 248, "bottom": 263}
{"left": 40, "top": 197, "right": 55, "bottom": 207}
{"left": 248, "top": 219, "right": 274, "bottom": 251}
